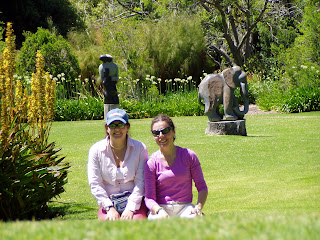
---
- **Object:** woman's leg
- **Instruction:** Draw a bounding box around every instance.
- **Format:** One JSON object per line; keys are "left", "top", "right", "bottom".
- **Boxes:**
{"left": 132, "top": 200, "right": 148, "bottom": 220}
{"left": 98, "top": 205, "right": 108, "bottom": 221}
{"left": 98, "top": 204, "right": 147, "bottom": 221}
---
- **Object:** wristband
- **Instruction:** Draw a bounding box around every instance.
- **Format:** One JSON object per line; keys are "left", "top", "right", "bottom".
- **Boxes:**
{"left": 156, "top": 207, "right": 163, "bottom": 214}
{"left": 104, "top": 205, "right": 113, "bottom": 212}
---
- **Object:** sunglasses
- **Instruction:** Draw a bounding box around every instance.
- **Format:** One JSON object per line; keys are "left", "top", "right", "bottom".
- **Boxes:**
{"left": 152, "top": 127, "right": 172, "bottom": 136}
{"left": 108, "top": 123, "right": 125, "bottom": 129}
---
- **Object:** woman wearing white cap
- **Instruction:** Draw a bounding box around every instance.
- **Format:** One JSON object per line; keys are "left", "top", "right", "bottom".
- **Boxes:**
{"left": 88, "top": 108, "right": 148, "bottom": 220}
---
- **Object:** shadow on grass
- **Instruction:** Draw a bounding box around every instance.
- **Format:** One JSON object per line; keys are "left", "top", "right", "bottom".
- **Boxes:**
{"left": 48, "top": 201, "right": 96, "bottom": 220}
{"left": 246, "top": 135, "right": 274, "bottom": 137}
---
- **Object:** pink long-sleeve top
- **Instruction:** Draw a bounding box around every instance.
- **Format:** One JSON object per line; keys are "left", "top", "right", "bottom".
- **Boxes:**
{"left": 88, "top": 136, "right": 148, "bottom": 212}
{"left": 144, "top": 146, "right": 208, "bottom": 210}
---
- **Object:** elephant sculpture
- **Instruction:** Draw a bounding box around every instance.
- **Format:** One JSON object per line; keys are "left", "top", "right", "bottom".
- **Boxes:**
{"left": 198, "top": 66, "right": 249, "bottom": 122}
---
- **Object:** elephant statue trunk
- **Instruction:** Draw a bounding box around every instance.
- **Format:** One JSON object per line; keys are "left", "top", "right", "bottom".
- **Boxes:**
{"left": 232, "top": 72, "right": 249, "bottom": 118}
{"left": 198, "top": 66, "right": 250, "bottom": 122}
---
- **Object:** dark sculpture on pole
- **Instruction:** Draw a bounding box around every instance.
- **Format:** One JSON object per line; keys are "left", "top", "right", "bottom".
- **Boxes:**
{"left": 99, "top": 54, "right": 120, "bottom": 118}
{"left": 99, "top": 54, "right": 119, "bottom": 104}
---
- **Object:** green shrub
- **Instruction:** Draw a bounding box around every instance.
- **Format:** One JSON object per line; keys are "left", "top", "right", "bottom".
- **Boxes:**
{"left": 281, "top": 3, "right": 320, "bottom": 89}
{"left": 251, "top": 76, "right": 320, "bottom": 113}
{"left": 281, "top": 87, "right": 320, "bottom": 113}
{"left": 54, "top": 97, "right": 104, "bottom": 121}
{"left": 16, "top": 28, "right": 80, "bottom": 98}
{"left": 53, "top": 90, "right": 204, "bottom": 121}
{"left": 144, "top": 14, "right": 208, "bottom": 81}
{"left": 0, "top": 121, "right": 69, "bottom": 220}
{"left": 251, "top": 82, "right": 280, "bottom": 111}
{"left": 101, "top": 14, "right": 211, "bottom": 88}
{"left": 121, "top": 90, "right": 203, "bottom": 119}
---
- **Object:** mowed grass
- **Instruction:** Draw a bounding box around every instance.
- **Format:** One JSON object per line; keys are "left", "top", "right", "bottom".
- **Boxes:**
{"left": 0, "top": 112, "right": 319, "bottom": 239}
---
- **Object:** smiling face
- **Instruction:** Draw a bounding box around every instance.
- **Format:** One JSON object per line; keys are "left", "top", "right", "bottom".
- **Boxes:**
{"left": 106, "top": 120, "right": 130, "bottom": 141}
{"left": 152, "top": 120, "right": 175, "bottom": 150}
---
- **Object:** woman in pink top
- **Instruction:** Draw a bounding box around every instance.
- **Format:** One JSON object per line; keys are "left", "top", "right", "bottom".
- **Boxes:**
{"left": 88, "top": 108, "right": 148, "bottom": 221}
{"left": 144, "top": 114, "right": 208, "bottom": 219}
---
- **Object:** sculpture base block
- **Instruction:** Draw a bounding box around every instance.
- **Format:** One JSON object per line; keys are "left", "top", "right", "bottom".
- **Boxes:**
{"left": 104, "top": 104, "right": 120, "bottom": 120}
{"left": 205, "top": 120, "right": 247, "bottom": 136}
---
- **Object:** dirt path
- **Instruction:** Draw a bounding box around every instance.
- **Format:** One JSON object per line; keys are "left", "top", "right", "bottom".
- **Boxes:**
{"left": 246, "top": 104, "right": 278, "bottom": 115}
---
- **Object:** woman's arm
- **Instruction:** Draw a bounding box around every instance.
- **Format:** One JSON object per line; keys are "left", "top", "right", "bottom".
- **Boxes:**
{"left": 87, "top": 144, "right": 114, "bottom": 209}
{"left": 195, "top": 190, "right": 208, "bottom": 211}
{"left": 188, "top": 149, "right": 208, "bottom": 214}
{"left": 125, "top": 143, "right": 148, "bottom": 212}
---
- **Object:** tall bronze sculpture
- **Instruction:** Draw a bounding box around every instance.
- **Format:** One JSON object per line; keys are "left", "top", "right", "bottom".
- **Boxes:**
{"left": 99, "top": 54, "right": 119, "bottom": 117}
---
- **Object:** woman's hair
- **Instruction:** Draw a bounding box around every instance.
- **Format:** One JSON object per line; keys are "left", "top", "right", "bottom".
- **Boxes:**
{"left": 151, "top": 114, "right": 175, "bottom": 131}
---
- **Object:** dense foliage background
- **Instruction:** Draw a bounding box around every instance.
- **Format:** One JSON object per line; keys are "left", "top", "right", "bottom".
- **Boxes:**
{"left": 0, "top": 0, "right": 320, "bottom": 121}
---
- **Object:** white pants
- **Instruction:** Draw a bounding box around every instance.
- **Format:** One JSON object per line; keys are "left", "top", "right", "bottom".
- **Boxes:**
{"left": 148, "top": 202, "right": 196, "bottom": 220}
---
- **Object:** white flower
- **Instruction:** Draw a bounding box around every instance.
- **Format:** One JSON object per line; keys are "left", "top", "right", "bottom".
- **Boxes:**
{"left": 300, "top": 65, "right": 307, "bottom": 69}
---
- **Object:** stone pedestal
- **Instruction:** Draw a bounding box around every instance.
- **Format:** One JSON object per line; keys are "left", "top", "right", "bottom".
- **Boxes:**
{"left": 205, "top": 120, "right": 247, "bottom": 136}
{"left": 104, "top": 104, "right": 120, "bottom": 120}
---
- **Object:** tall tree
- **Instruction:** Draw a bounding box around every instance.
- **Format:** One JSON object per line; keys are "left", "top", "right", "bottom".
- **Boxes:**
{"left": 199, "top": 0, "right": 294, "bottom": 68}
{"left": 0, "top": 0, "right": 85, "bottom": 48}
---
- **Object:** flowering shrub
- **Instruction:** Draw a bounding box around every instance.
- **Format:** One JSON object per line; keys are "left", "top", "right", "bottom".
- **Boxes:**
{"left": 0, "top": 23, "right": 69, "bottom": 220}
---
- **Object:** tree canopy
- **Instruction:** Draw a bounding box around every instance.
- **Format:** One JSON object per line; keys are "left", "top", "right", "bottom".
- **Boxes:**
{"left": 0, "top": 0, "right": 85, "bottom": 47}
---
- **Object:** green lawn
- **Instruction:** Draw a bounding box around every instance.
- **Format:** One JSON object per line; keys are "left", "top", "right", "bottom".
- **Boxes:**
{"left": 1, "top": 112, "right": 319, "bottom": 239}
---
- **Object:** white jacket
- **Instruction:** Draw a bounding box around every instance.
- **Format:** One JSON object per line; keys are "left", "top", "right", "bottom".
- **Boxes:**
{"left": 88, "top": 136, "right": 148, "bottom": 212}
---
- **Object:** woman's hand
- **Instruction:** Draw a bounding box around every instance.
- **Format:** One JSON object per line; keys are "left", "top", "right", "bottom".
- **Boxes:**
{"left": 191, "top": 190, "right": 208, "bottom": 216}
{"left": 191, "top": 205, "right": 202, "bottom": 216}
{"left": 157, "top": 208, "right": 169, "bottom": 219}
{"left": 106, "top": 207, "right": 120, "bottom": 221}
{"left": 120, "top": 209, "right": 134, "bottom": 220}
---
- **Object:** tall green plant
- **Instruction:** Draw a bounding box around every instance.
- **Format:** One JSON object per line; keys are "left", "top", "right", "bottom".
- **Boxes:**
{"left": 0, "top": 23, "right": 69, "bottom": 221}
{"left": 145, "top": 14, "right": 207, "bottom": 81}
{"left": 67, "top": 29, "right": 104, "bottom": 98}
{"left": 282, "top": 1, "right": 320, "bottom": 89}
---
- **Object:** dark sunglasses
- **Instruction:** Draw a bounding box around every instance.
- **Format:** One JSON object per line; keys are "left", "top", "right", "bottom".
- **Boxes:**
{"left": 152, "top": 127, "right": 172, "bottom": 136}
{"left": 108, "top": 123, "right": 125, "bottom": 129}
